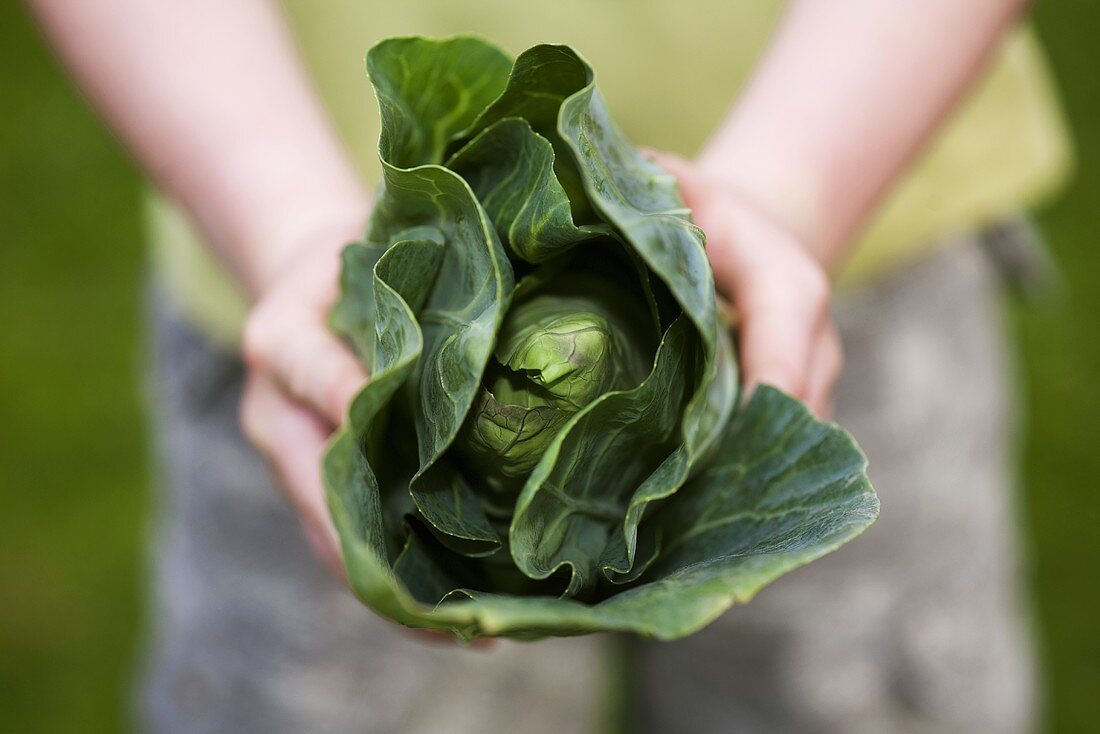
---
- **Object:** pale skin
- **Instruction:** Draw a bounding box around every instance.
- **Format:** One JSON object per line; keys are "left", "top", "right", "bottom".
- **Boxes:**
{"left": 31, "top": 0, "right": 1028, "bottom": 578}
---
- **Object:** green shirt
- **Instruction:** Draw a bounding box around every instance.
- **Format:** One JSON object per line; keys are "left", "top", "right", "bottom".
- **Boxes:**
{"left": 149, "top": 1, "right": 1071, "bottom": 347}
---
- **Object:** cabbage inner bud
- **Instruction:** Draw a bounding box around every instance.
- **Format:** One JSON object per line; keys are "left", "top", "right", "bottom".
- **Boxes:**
{"left": 454, "top": 282, "right": 652, "bottom": 501}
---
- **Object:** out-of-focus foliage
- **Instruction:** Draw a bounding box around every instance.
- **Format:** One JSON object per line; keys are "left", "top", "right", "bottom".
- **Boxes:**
{"left": 0, "top": 6, "right": 147, "bottom": 733}
{"left": 1015, "top": 3, "right": 1100, "bottom": 731}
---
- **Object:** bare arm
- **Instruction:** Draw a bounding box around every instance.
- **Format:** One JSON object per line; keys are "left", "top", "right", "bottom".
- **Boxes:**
{"left": 28, "top": 0, "right": 369, "bottom": 294}
{"left": 700, "top": 0, "right": 1029, "bottom": 269}
{"left": 655, "top": 0, "right": 1028, "bottom": 410}
{"left": 29, "top": 0, "right": 371, "bottom": 571}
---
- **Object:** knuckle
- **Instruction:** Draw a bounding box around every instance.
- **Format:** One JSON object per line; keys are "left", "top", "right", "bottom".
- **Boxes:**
{"left": 241, "top": 308, "right": 274, "bottom": 369}
{"left": 285, "top": 342, "right": 315, "bottom": 407}
{"left": 318, "top": 346, "right": 359, "bottom": 423}
{"left": 749, "top": 354, "right": 805, "bottom": 396}
{"left": 324, "top": 381, "right": 349, "bottom": 424}
{"left": 799, "top": 264, "right": 831, "bottom": 309}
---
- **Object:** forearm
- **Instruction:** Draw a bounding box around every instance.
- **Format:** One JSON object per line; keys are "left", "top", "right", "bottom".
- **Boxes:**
{"left": 700, "top": 0, "right": 1028, "bottom": 269}
{"left": 29, "top": 0, "right": 369, "bottom": 296}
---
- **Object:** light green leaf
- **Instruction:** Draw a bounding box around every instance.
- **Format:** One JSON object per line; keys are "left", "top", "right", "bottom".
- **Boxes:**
{"left": 454, "top": 264, "right": 657, "bottom": 505}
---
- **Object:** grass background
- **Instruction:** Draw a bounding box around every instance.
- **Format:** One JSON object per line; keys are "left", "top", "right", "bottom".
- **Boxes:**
{"left": 1, "top": 3, "right": 1096, "bottom": 732}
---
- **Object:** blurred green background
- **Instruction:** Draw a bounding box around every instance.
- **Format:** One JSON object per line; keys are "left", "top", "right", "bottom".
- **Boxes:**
{"left": 1, "top": 3, "right": 1096, "bottom": 732}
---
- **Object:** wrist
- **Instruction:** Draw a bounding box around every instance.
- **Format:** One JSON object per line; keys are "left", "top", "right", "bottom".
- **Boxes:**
{"left": 239, "top": 195, "right": 370, "bottom": 300}
{"left": 695, "top": 147, "right": 840, "bottom": 271}
{"left": 187, "top": 133, "right": 372, "bottom": 299}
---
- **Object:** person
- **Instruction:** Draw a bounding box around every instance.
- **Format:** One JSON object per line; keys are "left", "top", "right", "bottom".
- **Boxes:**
{"left": 30, "top": 1, "right": 1070, "bottom": 732}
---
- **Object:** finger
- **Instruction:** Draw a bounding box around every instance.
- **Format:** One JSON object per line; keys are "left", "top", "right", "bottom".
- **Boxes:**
{"left": 278, "top": 325, "right": 367, "bottom": 428}
{"left": 241, "top": 374, "right": 345, "bottom": 579}
{"left": 641, "top": 148, "right": 690, "bottom": 176}
{"left": 244, "top": 310, "right": 367, "bottom": 427}
{"left": 804, "top": 322, "right": 843, "bottom": 419}
{"left": 640, "top": 149, "right": 707, "bottom": 205}
{"left": 737, "top": 269, "right": 829, "bottom": 400}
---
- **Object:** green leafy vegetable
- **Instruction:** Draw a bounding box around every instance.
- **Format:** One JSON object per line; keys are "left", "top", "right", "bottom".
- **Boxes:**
{"left": 324, "top": 36, "right": 878, "bottom": 640}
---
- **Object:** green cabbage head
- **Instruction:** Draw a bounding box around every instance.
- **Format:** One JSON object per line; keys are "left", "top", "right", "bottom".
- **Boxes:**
{"left": 325, "top": 36, "right": 879, "bottom": 640}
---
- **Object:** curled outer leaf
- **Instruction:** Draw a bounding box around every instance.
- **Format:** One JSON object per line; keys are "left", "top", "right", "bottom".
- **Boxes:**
{"left": 324, "top": 36, "right": 878, "bottom": 640}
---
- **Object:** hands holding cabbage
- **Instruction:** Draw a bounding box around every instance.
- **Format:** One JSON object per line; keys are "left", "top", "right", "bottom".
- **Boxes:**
{"left": 318, "top": 37, "right": 878, "bottom": 641}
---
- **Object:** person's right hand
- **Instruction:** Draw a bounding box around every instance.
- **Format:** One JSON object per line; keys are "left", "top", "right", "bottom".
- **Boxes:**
{"left": 239, "top": 230, "right": 367, "bottom": 580}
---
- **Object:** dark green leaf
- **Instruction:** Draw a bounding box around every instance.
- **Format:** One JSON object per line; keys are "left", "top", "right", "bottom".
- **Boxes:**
{"left": 323, "top": 36, "right": 877, "bottom": 641}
